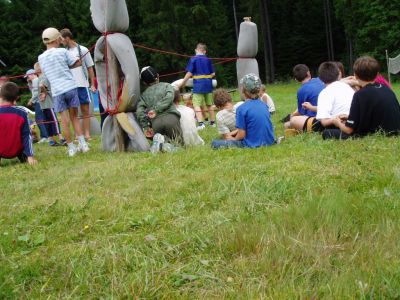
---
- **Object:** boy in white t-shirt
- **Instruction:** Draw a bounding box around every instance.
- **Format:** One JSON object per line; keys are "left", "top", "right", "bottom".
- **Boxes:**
{"left": 315, "top": 62, "right": 355, "bottom": 128}
{"left": 259, "top": 84, "right": 276, "bottom": 113}
{"left": 213, "top": 88, "right": 243, "bottom": 140}
{"left": 61, "top": 28, "right": 96, "bottom": 141}
{"left": 38, "top": 27, "right": 89, "bottom": 157}
{"left": 173, "top": 89, "right": 204, "bottom": 146}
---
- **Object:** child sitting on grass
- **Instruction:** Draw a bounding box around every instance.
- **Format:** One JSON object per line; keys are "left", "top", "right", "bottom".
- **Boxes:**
{"left": 173, "top": 89, "right": 204, "bottom": 146}
{"left": 211, "top": 74, "right": 275, "bottom": 149}
{"left": 259, "top": 84, "right": 276, "bottom": 113}
{"left": 182, "top": 93, "right": 194, "bottom": 109}
{"left": 325, "top": 56, "right": 400, "bottom": 139}
{"left": 289, "top": 61, "right": 355, "bottom": 133}
{"left": 0, "top": 82, "right": 37, "bottom": 165}
{"left": 213, "top": 88, "right": 243, "bottom": 140}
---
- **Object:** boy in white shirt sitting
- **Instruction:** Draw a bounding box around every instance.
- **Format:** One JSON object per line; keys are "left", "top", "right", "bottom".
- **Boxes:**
{"left": 213, "top": 88, "right": 243, "bottom": 140}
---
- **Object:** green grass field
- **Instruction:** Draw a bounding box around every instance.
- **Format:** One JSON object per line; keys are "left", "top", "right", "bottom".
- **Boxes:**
{"left": 1, "top": 83, "right": 400, "bottom": 299}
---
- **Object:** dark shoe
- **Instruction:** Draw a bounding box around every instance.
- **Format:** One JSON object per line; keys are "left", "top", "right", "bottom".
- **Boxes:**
{"left": 59, "top": 139, "right": 67, "bottom": 146}
{"left": 280, "top": 113, "right": 291, "bottom": 123}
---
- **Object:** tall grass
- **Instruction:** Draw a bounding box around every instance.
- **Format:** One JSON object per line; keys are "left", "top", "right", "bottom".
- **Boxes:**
{"left": 1, "top": 83, "right": 400, "bottom": 299}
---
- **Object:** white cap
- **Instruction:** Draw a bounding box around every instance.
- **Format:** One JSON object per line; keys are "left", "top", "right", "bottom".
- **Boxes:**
{"left": 42, "top": 28, "right": 61, "bottom": 44}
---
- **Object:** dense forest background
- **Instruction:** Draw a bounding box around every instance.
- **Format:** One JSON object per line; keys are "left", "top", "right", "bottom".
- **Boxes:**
{"left": 0, "top": 0, "right": 399, "bottom": 86}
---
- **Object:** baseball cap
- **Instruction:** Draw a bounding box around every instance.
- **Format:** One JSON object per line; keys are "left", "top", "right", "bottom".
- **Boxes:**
{"left": 140, "top": 66, "right": 158, "bottom": 84}
{"left": 240, "top": 73, "right": 261, "bottom": 95}
{"left": 42, "top": 27, "right": 61, "bottom": 44}
{"left": 24, "top": 69, "right": 36, "bottom": 78}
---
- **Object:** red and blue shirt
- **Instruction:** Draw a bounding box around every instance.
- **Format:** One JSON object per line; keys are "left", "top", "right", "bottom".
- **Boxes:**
{"left": 0, "top": 104, "right": 34, "bottom": 158}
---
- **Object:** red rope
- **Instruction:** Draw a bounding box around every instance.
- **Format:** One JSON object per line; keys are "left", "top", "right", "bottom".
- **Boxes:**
{"left": 3, "top": 40, "right": 243, "bottom": 82}
{"left": 132, "top": 43, "right": 243, "bottom": 61}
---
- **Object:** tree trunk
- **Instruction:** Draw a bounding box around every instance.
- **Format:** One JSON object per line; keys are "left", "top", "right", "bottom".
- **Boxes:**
{"left": 260, "top": 0, "right": 275, "bottom": 83}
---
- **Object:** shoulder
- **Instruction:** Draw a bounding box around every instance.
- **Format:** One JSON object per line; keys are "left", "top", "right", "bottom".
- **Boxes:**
{"left": 54, "top": 48, "right": 67, "bottom": 54}
{"left": 234, "top": 101, "right": 244, "bottom": 109}
{"left": 11, "top": 106, "right": 29, "bottom": 118}
{"left": 159, "top": 82, "right": 173, "bottom": 90}
{"left": 78, "top": 44, "right": 89, "bottom": 52}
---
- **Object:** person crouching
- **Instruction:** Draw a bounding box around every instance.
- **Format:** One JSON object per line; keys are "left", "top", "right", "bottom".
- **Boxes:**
{"left": 136, "top": 66, "right": 183, "bottom": 145}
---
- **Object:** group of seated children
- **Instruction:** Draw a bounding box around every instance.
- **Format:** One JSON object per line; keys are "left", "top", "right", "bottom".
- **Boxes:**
{"left": 285, "top": 56, "right": 400, "bottom": 139}
{"left": 2, "top": 53, "right": 399, "bottom": 165}
{"left": 137, "top": 67, "right": 276, "bottom": 151}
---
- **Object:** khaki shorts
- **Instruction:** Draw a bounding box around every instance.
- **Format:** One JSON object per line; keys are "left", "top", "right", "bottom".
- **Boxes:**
{"left": 193, "top": 93, "right": 213, "bottom": 107}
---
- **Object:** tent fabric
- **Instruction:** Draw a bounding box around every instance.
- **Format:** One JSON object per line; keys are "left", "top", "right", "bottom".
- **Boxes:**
{"left": 90, "top": 0, "right": 129, "bottom": 33}
{"left": 94, "top": 33, "right": 140, "bottom": 113}
{"left": 237, "top": 21, "right": 258, "bottom": 58}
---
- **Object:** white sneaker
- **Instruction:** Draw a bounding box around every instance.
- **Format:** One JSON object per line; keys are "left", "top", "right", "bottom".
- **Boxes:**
{"left": 78, "top": 142, "right": 90, "bottom": 153}
{"left": 197, "top": 123, "right": 206, "bottom": 130}
{"left": 68, "top": 144, "right": 78, "bottom": 157}
{"left": 37, "top": 138, "right": 48, "bottom": 144}
{"left": 150, "top": 133, "right": 165, "bottom": 154}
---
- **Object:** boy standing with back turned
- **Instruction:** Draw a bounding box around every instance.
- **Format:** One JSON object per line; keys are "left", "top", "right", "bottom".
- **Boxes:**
{"left": 38, "top": 27, "right": 90, "bottom": 157}
{"left": 179, "top": 43, "right": 216, "bottom": 129}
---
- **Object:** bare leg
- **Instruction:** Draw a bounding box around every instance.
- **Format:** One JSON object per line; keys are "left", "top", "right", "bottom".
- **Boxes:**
{"left": 207, "top": 105, "right": 216, "bottom": 122}
{"left": 69, "top": 107, "right": 83, "bottom": 137}
{"left": 60, "top": 110, "right": 72, "bottom": 143}
{"left": 290, "top": 116, "right": 309, "bottom": 132}
{"left": 194, "top": 106, "right": 204, "bottom": 123}
{"left": 80, "top": 103, "right": 91, "bottom": 139}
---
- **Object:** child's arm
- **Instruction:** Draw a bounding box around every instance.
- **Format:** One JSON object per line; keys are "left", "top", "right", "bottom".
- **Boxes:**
{"left": 21, "top": 114, "right": 37, "bottom": 165}
{"left": 332, "top": 116, "right": 353, "bottom": 134}
{"left": 179, "top": 71, "right": 193, "bottom": 89}
{"left": 233, "top": 129, "right": 246, "bottom": 141}
{"left": 224, "top": 129, "right": 239, "bottom": 140}
{"left": 302, "top": 102, "right": 317, "bottom": 112}
{"left": 136, "top": 97, "right": 150, "bottom": 129}
{"left": 262, "top": 94, "right": 276, "bottom": 112}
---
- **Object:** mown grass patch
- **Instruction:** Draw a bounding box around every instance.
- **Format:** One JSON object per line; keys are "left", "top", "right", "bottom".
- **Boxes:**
{"left": 1, "top": 83, "right": 400, "bottom": 299}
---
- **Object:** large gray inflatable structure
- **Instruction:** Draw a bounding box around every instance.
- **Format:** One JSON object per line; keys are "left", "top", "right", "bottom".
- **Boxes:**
{"left": 236, "top": 18, "right": 259, "bottom": 98}
{"left": 90, "top": 0, "right": 149, "bottom": 152}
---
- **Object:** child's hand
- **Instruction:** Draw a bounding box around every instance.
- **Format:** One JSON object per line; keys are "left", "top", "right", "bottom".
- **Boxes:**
{"left": 39, "top": 92, "right": 46, "bottom": 102}
{"left": 144, "top": 128, "right": 154, "bottom": 138}
{"left": 27, "top": 156, "right": 37, "bottom": 166}
{"left": 338, "top": 114, "right": 348, "bottom": 122}
{"left": 147, "top": 110, "right": 156, "bottom": 119}
{"left": 302, "top": 102, "right": 312, "bottom": 110}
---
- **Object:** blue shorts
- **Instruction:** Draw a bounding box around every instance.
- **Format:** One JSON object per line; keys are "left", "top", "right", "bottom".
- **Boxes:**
{"left": 53, "top": 88, "right": 80, "bottom": 113}
{"left": 77, "top": 87, "right": 91, "bottom": 105}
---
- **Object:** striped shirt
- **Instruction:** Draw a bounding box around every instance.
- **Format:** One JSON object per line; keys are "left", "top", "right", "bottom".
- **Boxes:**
{"left": 216, "top": 101, "right": 244, "bottom": 135}
{"left": 38, "top": 48, "right": 77, "bottom": 97}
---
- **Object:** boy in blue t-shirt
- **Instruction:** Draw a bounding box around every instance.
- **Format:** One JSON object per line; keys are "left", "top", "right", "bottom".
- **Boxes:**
{"left": 284, "top": 64, "right": 324, "bottom": 131}
{"left": 179, "top": 43, "right": 216, "bottom": 129}
{"left": 211, "top": 74, "right": 275, "bottom": 149}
